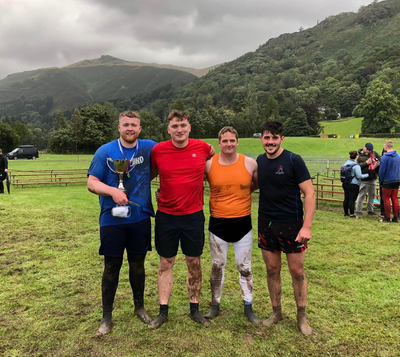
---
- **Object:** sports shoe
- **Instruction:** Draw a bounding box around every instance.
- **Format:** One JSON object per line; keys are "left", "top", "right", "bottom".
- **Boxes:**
{"left": 392, "top": 217, "right": 398, "bottom": 223}
{"left": 379, "top": 217, "right": 391, "bottom": 223}
{"left": 355, "top": 212, "right": 363, "bottom": 216}
{"left": 368, "top": 211, "right": 378, "bottom": 216}
{"left": 349, "top": 215, "right": 359, "bottom": 219}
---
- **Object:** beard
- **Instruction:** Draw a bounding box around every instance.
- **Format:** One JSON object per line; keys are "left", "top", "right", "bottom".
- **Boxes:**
{"left": 264, "top": 144, "right": 280, "bottom": 156}
{"left": 121, "top": 132, "right": 137, "bottom": 144}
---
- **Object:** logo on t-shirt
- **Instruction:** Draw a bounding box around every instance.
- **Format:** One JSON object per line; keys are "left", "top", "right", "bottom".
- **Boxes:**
{"left": 192, "top": 153, "right": 197, "bottom": 158}
{"left": 131, "top": 156, "right": 144, "bottom": 166}
{"left": 276, "top": 165, "right": 284, "bottom": 175}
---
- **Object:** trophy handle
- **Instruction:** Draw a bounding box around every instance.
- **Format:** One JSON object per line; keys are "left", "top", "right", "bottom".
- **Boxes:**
{"left": 127, "top": 161, "right": 136, "bottom": 174}
{"left": 106, "top": 158, "right": 117, "bottom": 174}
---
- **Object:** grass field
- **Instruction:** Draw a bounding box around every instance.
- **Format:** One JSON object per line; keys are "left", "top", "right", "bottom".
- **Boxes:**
{"left": 2, "top": 138, "right": 400, "bottom": 356}
{"left": 1, "top": 181, "right": 400, "bottom": 357}
{"left": 320, "top": 117, "right": 363, "bottom": 138}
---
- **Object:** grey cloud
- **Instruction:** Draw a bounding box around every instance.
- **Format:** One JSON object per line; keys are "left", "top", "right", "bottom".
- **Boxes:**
{"left": 0, "top": 0, "right": 377, "bottom": 79}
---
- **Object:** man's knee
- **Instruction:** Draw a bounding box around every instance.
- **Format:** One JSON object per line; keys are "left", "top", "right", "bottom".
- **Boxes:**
{"left": 159, "top": 257, "right": 175, "bottom": 272}
{"left": 238, "top": 266, "right": 252, "bottom": 278}
{"left": 236, "top": 256, "right": 252, "bottom": 278}
{"left": 288, "top": 264, "right": 306, "bottom": 281}
{"left": 266, "top": 264, "right": 281, "bottom": 277}
{"left": 186, "top": 256, "right": 201, "bottom": 273}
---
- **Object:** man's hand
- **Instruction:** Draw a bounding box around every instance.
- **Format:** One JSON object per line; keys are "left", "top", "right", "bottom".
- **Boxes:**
{"left": 295, "top": 226, "right": 311, "bottom": 244}
{"left": 155, "top": 188, "right": 160, "bottom": 202}
{"left": 111, "top": 188, "right": 129, "bottom": 206}
{"left": 209, "top": 145, "right": 215, "bottom": 157}
{"left": 4, "top": 169, "right": 8, "bottom": 172}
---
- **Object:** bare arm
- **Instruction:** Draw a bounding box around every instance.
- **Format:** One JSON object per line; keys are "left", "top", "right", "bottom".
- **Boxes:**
{"left": 87, "top": 174, "right": 128, "bottom": 206}
{"left": 204, "top": 157, "right": 213, "bottom": 181}
{"left": 295, "top": 179, "right": 315, "bottom": 244}
{"left": 244, "top": 156, "right": 258, "bottom": 191}
{"left": 151, "top": 167, "right": 159, "bottom": 180}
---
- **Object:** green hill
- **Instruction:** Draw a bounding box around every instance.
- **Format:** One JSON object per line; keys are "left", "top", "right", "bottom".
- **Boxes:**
{"left": 173, "top": 0, "right": 400, "bottom": 109}
{"left": 0, "top": 55, "right": 198, "bottom": 113}
{"left": 129, "top": 0, "right": 399, "bottom": 139}
{"left": 320, "top": 117, "right": 363, "bottom": 137}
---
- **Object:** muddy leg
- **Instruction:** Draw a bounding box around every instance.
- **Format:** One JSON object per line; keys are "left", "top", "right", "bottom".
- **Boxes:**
{"left": 261, "top": 250, "right": 283, "bottom": 327}
{"left": 148, "top": 256, "right": 175, "bottom": 330}
{"left": 97, "top": 256, "right": 123, "bottom": 335}
{"left": 287, "top": 252, "right": 312, "bottom": 335}
{"left": 128, "top": 253, "right": 151, "bottom": 324}
{"left": 205, "top": 233, "right": 228, "bottom": 319}
{"left": 186, "top": 256, "right": 210, "bottom": 327}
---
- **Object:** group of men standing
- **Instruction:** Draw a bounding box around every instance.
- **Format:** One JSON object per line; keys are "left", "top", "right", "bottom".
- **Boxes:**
{"left": 87, "top": 110, "right": 315, "bottom": 336}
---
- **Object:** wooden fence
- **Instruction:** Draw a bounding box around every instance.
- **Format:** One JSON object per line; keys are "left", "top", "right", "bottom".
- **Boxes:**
{"left": 312, "top": 173, "right": 400, "bottom": 209}
{"left": 8, "top": 169, "right": 88, "bottom": 188}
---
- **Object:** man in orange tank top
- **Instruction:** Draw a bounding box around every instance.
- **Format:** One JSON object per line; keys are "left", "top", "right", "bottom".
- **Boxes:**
{"left": 203, "top": 126, "right": 261, "bottom": 324}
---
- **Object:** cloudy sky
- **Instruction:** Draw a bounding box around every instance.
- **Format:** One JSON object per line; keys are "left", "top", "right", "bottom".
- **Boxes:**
{"left": 0, "top": 0, "right": 377, "bottom": 79}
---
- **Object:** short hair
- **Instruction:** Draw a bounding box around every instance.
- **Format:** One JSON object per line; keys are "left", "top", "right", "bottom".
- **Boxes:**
{"left": 167, "top": 110, "right": 190, "bottom": 122}
{"left": 349, "top": 150, "right": 358, "bottom": 160}
{"left": 261, "top": 120, "right": 284, "bottom": 136}
{"left": 218, "top": 126, "right": 238, "bottom": 141}
{"left": 119, "top": 110, "right": 140, "bottom": 119}
{"left": 385, "top": 140, "right": 393, "bottom": 150}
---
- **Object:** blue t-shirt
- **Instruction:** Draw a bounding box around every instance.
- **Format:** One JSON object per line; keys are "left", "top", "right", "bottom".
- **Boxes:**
{"left": 88, "top": 139, "right": 157, "bottom": 227}
{"left": 257, "top": 150, "right": 311, "bottom": 223}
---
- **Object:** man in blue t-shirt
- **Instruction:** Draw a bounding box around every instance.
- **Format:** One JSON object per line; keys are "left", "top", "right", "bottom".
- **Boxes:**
{"left": 88, "top": 110, "right": 157, "bottom": 335}
{"left": 257, "top": 120, "right": 315, "bottom": 336}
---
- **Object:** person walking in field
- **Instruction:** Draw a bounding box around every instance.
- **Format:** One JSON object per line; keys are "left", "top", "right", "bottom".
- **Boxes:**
{"left": 341, "top": 151, "right": 369, "bottom": 218}
{"left": 257, "top": 120, "right": 315, "bottom": 335}
{"left": 87, "top": 111, "right": 156, "bottom": 335}
{"left": 203, "top": 126, "right": 260, "bottom": 324}
{"left": 0, "top": 149, "right": 8, "bottom": 194}
{"left": 149, "top": 110, "right": 213, "bottom": 329}
{"left": 378, "top": 140, "right": 400, "bottom": 223}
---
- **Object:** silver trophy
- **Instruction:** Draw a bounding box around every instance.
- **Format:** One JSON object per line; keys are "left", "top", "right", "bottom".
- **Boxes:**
{"left": 106, "top": 159, "right": 139, "bottom": 217}
{"left": 107, "top": 159, "right": 130, "bottom": 194}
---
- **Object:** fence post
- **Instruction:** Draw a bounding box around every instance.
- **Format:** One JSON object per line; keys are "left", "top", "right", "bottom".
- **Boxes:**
{"left": 316, "top": 173, "right": 319, "bottom": 210}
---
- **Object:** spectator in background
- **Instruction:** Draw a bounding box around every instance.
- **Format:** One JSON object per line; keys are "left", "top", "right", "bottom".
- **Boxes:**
{"left": 342, "top": 151, "right": 369, "bottom": 218}
{"left": 379, "top": 147, "right": 388, "bottom": 218}
{"left": 0, "top": 148, "right": 8, "bottom": 194}
{"left": 355, "top": 143, "right": 381, "bottom": 216}
{"left": 378, "top": 141, "right": 400, "bottom": 223}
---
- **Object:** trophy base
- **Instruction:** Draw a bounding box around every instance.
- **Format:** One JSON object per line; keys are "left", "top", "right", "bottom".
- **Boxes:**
{"left": 111, "top": 206, "right": 131, "bottom": 218}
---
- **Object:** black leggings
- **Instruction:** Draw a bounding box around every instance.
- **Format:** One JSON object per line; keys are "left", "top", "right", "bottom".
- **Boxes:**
{"left": 101, "top": 253, "right": 147, "bottom": 313}
{"left": 343, "top": 183, "right": 360, "bottom": 215}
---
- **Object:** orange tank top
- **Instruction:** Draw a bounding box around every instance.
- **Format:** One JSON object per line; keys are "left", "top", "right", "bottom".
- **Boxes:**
{"left": 208, "top": 153, "right": 252, "bottom": 218}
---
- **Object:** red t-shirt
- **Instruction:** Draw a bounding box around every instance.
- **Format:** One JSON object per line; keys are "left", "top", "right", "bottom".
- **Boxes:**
{"left": 151, "top": 139, "right": 210, "bottom": 215}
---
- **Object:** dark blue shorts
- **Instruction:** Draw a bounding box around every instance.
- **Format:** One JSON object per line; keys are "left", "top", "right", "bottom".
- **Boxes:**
{"left": 155, "top": 210, "right": 205, "bottom": 258}
{"left": 258, "top": 220, "right": 307, "bottom": 254}
{"left": 99, "top": 218, "right": 152, "bottom": 257}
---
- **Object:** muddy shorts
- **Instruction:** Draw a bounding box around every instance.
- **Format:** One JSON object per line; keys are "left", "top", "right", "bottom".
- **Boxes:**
{"left": 155, "top": 210, "right": 205, "bottom": 258}
{"left": 99, "top": 218, "right": 151, "bottom": 257}
{"left": 258, "top": 220, "right": 307, "bottom": 253}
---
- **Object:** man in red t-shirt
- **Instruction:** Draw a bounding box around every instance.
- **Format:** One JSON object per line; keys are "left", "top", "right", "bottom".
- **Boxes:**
{"left": 149, "top": 110, "right": 211, "bottom": 329}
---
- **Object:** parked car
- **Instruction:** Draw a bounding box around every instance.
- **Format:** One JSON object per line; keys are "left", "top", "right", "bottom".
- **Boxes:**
{"left": 253, "top": 133, "right": 261, "bottom": 138}
{"left": 7, "top": 145, "right": 39, "bottom": 160}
